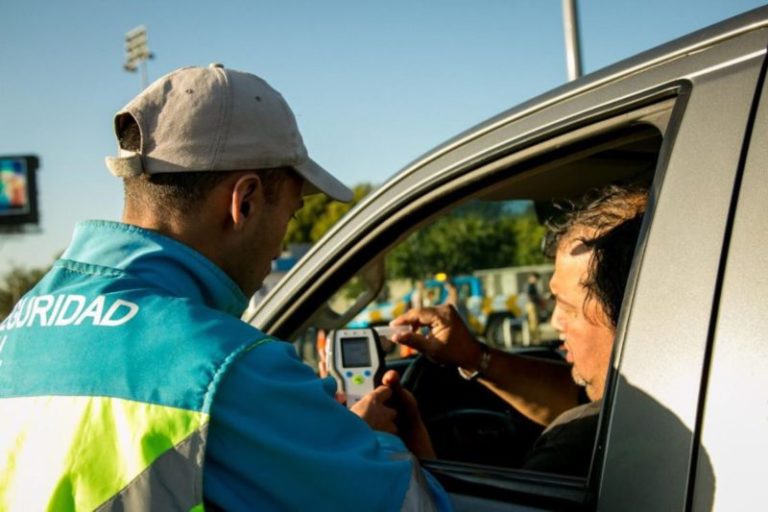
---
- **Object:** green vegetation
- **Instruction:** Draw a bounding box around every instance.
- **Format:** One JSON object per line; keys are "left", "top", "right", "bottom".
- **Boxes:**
{"left": 285, "top": 184, "right": 373, "bottom": 244}
{"left": 386, "top": 201, "right": 548, "bottom": 280}
{"left": 0, "top": 264, "right": 50, "bottom": 320}
{"left": 287, "top": 190, "right": 548, "bottom": 283}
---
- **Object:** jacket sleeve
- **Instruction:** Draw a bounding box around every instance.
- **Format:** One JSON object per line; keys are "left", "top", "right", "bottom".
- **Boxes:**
{"left": 203, "top": 340, "right": 451, "bottom": 511}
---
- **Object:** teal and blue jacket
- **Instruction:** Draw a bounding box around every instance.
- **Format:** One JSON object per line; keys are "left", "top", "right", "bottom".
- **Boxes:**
{"left": 0, "top": 220, "right": 449, "bottom": 511}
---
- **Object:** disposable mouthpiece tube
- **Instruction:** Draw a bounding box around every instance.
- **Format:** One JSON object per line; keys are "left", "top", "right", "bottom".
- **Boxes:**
{"left": 372, "top": 324, "right": 413, "bottom": 342}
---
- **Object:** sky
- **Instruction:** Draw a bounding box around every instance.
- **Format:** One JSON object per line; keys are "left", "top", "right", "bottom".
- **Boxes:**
{"left": 1, "top": 0, "right": 765, "bottom": 274}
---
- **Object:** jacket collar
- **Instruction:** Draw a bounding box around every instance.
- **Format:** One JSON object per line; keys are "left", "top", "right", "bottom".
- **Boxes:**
{"left": 62, "top": 220, "right": 249, "bottom": 317}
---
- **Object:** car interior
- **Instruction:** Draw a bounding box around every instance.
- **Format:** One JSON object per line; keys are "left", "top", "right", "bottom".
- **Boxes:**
{"left": 271, "top": 96, "right": 674, "bottom": 484}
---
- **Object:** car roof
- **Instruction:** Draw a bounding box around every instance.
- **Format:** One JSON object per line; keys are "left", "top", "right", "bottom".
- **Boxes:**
{"left": 392, "top": 6, "right": 768, "bottom": 185}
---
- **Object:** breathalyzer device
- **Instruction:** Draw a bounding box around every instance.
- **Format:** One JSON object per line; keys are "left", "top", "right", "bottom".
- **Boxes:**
{"left": 325, "top": 328, "right": 386, "bottom": 408}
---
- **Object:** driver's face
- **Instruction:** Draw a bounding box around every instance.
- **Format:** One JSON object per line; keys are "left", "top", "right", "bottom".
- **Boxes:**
{"left": 549, "top": 239, "right": 615, "bottom": 402}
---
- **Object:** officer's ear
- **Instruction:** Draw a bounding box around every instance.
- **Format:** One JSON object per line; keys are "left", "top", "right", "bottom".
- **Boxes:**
{"left": 230, "top": 173, "right": 264, "bottom": 230}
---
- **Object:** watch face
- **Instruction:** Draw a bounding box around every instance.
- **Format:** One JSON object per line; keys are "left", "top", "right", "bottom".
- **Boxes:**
{"left": 457, "top": 367, "right": 479, "bottom": 381}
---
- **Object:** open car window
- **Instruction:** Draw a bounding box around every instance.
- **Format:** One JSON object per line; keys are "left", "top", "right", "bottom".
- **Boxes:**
{"left": 249, "top": 92, "right": 679, "bottom": 507}
{"left": 289, "top": 101, "right": 670, "bottom": 467}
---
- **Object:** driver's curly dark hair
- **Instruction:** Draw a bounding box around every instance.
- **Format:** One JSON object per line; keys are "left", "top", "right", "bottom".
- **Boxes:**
{"left": 544, "top": 185, "right": 648, "bottom": 328}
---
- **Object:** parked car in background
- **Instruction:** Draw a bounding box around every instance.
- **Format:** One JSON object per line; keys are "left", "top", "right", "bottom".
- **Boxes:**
{"left": 246, "top": 7, "right": 768, "bottom": 510}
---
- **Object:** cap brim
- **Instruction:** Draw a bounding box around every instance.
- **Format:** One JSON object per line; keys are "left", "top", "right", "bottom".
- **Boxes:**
{"left": 294, "top": 158, "right": 353, "bottom": 202}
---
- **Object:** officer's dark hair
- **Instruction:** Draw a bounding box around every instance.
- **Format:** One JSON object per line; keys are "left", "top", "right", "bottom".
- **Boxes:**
{"left": 123, "top": 168, "right": 289, "bottom": 214}
{"left": 544, "top": 185, "right": 648, "bottom": 328}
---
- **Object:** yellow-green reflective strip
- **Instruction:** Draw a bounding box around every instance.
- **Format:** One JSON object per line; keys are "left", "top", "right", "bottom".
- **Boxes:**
{"left": 0, "top": 395, "right": 208, "bottom": 511}
{"left": 190, "top": 504, "right": 204, "bottom": 512}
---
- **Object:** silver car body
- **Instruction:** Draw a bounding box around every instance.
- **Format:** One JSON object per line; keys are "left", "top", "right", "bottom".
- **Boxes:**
{"left": 247, "top": 7, "right": 768, "bottom": 510}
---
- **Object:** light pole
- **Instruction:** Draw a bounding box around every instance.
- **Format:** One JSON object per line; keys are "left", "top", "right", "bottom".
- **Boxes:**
{"left": 562, "top": 0, "right": 583, "bottom": 81}
{"left": 123, "top": 26, "right": 154, "bottom": 90}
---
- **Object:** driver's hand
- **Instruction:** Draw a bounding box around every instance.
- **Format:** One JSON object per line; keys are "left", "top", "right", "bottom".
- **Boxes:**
{"left": 390, "top": 305, "right": 484, "bottom": 371}
{"left": 351, "top": 385, "right": 397, "bottom": 434}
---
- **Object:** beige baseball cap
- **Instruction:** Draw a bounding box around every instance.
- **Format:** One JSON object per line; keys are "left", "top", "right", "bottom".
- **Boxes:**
{"left": 105, "top": 63, "right": 353, "bottom": 202}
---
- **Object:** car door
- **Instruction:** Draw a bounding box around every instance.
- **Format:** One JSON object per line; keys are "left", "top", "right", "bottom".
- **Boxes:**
{"left": 687, "top": 55, "right": 768, "bottom": 511}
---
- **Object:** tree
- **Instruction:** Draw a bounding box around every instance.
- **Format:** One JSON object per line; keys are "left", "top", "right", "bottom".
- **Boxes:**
{"left": 284, "top": 191, "right": 548, "bottom": 284}
{"left": 386, "top": 202, "right": 548, "bottom": 281}
{"left": 0, "top": 264, "right": 50, "bottom": 320}
{"left": 510, "top": 215, "right": 548, "bottom": 265}
{"left": 285, "top": 184, "right": 373, "bottom": 244}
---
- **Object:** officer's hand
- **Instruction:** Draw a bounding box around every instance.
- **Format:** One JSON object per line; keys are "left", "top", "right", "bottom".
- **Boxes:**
{"left": 351, "top": 385, "right": 397, "bottom": 434}
{"left": 391, "top": 305, "right": 484, "bottom": 371}
{"left": 381, "top": 370, "right": 435, "bottom": 459}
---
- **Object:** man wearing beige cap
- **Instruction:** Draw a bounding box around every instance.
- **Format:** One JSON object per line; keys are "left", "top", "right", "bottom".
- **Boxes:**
{"left": 0, "top": 64, "right": 450, "bottom": 511}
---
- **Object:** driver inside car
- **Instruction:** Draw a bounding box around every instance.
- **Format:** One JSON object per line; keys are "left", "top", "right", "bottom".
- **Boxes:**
{"left": 392, "top": 184, "right": 647, "bottom": 476}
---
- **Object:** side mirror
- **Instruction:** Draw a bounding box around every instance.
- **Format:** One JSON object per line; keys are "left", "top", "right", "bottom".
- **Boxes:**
{"left": 309, "top": 255, "right": 387, "bottom": 331}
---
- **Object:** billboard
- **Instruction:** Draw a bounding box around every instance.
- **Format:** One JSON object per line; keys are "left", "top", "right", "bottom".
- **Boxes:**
{"left": 0, "top": 155, "right": 39, "bottom": 226}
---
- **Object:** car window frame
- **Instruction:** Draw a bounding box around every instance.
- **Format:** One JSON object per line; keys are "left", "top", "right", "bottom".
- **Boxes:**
{"left": 595, "top": 33, "right": 768, "bottom": 512}
{"left": 253, "top": 90, "right": 681, "bottom": 509}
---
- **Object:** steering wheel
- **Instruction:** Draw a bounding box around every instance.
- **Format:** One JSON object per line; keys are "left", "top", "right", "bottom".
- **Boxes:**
{"left": 400, "top": 354, "right": 543, "bottom": 467}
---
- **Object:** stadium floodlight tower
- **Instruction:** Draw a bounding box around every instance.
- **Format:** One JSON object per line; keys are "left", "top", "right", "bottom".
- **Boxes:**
{"left": 123, "top": 25, "right": 154, "bottom": 90}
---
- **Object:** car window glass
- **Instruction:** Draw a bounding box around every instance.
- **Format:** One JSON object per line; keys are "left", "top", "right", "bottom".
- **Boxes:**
{"left": 288, "top": 115, "right": 667, "bottom": 481}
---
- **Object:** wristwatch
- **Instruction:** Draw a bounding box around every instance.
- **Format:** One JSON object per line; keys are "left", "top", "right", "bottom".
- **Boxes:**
{"left": 457, "top": 343, "right": 491, "bottom": 381}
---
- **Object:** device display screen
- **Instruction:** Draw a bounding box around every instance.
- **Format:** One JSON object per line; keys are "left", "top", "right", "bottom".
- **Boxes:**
{"left": 341, "top": 337, "right": 372, "bottom": 368}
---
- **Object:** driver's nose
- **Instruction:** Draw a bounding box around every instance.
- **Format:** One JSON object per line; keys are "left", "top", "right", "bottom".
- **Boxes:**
{"left": 550, "top": 304, "right": 565, "bottom": 334}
